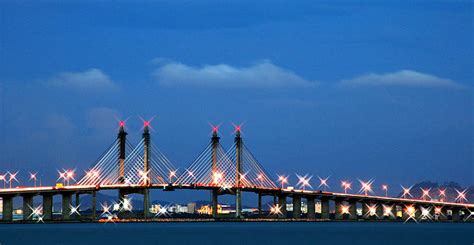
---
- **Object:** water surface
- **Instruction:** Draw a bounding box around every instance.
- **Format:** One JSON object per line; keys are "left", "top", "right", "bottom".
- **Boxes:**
{"left": 0, "top": 222, "right": 472, "bottom": 245}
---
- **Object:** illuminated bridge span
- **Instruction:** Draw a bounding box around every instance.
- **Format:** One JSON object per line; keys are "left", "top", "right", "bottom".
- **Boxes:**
{"left": 0, "top": 122, "right": 473, "bottom": 223}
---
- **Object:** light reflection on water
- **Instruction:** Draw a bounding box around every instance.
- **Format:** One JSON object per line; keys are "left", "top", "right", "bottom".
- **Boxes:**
{"left": 0, "top": 222, "right": 472, "bottom": 245}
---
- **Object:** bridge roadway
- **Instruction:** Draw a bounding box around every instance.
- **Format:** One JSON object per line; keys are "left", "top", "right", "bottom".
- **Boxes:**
{"left": 0, "top": 184, "right": 473, "bottom": 222}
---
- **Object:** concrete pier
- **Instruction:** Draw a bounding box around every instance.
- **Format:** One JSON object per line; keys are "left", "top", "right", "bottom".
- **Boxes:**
{"left": 335, "top": 199, "right": 344, "bottom": 220}
{"left": 320, "top": 197, "right": 330, "bottom": 219}
{"left": 212, "top": 189, "right": 218, "bottom": 218}
{"left": 391, "top": 205, "right": 398, "bottom": 220}
{"left": 143, "top": 189, "right": 150, "bottom": 218}
{"left": 62, "top": 193, "right": 72, "bottom": 220}
{"left": 2, "top": 195, "right": 13, "bottom": 221}
{"left": 278, "top": 195, "right": 287, "bottom": 218}
{"left": 257, "top": 193, "right": 262, "bottom": 217}
{"left": 307, "top": 197, "right": 316, "bottom": 219}
{"left": 91, "top": 191, "right": 97, "bottom": 220}
{"left": 23, "top": 194, "right": 34, "bottom": 221}
{"left": 451, "top": 208, "right": 460, "bottom": 222}
{"left": 361, "top": 202, "right": 369, "bottom": 219}
{"left": 376, "top": 204, "right": 384, "bottom": 219}
{"left": 292, "top": 195, "right": 301, "bottom": 219}
{"left": 349, "top": 200, "right": 357, "bottom": 220}
{"left": 43, "top": 194, "right": 53, "bottom": 220}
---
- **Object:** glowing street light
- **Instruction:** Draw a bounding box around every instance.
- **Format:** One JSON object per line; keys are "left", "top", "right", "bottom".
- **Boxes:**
{"left": 341, "top": 181, "right": 351, "bottom": 194}
{"left": 317, "top": 176, "right": 329, "bottom": 191}
{"left": 8, "top": 171, "right": 19, "bottom": 188}
{"left": 420, "top": 188, "right": 431, "bottom": 200}
{"left": 58, "top": 170, "right": 67, "bottom": 184}
{"left": 277, "top": 175, "right": 288, "bottom": 189}
{"left": 270, "top": 204, "right": 282, "bottom": 216}
{"left": 438, "top": 188, "right": 446, "bottom": 202}
{"left": 382, "top": 184, "right": 388, "bottom": 197}
{"left": 401, "top": 185, "right": 413, "bottom": 198}
{"left": 420, "top": 206, "right": 432, "bottom": 220}
{"left": 297, "top": 174, "right": 313, "bottom": 190}
{"left": 455, "top": 189, "right": 468, "bottom": 203}
{"left": 383, "top": 204, "right": 393, "bottom": 217}
{"left": 212, "top": 171, "right": 222, "bottom": 185}
{"left": 358, "top": 179, "right": 374, "bottom": 196}
{"left": 340, "top": 204, "right": 350, "bottom": 215}
{"left": 404, "top": 204, "right": 417, "bottom": 223}
{"left": 65, "top": 169, "right": 76, "bottom": 186}
{"left": 29, "top": 172, "right": 38, "bottom": 187}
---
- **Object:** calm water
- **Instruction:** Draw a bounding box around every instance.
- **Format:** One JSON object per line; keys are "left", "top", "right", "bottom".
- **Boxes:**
{"left": 0, "top": 222, "right": 472, "bottom": 245}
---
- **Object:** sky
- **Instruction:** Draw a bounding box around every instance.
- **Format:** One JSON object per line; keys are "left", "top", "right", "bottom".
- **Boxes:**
{"left": 0, "top": 0, "right": 473, "bottom": 203}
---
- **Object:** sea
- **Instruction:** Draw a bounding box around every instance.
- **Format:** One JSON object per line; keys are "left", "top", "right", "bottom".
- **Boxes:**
{"left": 0, "top": 222, "right": 472, "bottom": 245}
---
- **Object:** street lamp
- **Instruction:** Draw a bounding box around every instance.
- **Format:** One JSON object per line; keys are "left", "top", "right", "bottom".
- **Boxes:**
{"left": 382, "top": 184, "right": 388, "bottom": 197}
{"left": 341, "top": 181, "right": 351, "bottom": 194}
{"left": 278, "top": 175, "right": 288, "bottom": 189}
{"left": 318, "top": 176, "right": 329, "bottom": 191}
{"left": 8, "top": 171, "right": 18, "bottom": 188}
{"left": 30, "top": 172, "right": 38, "bottom": 187}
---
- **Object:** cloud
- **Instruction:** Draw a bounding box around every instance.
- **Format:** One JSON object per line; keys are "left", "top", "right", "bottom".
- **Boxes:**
{"left": 46, "top": 68, "right": 118, "bottom": 90}
{"left": 152, "top": 59, "right": 317, "bottom": 88}
{"left": 44, "top": 114, "right": 76, "bottom": 137}
{"left": 339, "top": 70, "right": 465, "bottom": 89}
{"left": 85, "top": 107, "right": 120, "bottom": 133}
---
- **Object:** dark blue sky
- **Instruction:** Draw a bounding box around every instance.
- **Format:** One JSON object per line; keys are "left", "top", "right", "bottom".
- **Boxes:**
{"left": 0, "top": 1, "right": 472, "bottom": 201}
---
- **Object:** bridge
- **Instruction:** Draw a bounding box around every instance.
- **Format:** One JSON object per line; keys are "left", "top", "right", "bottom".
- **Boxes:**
{"left": 0, "top": 122, "right": 473, "bottom": 223}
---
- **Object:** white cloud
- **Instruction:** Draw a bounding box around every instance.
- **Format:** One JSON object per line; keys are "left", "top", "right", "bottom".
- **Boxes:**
{"left": 46, "top": 68, "right": 118, "bottom": 90}
{"left": 340, "top": 70, "right": 465, "bottom": 89}
{"left": 152, "top": 59, "right": 317, "bottom": 88}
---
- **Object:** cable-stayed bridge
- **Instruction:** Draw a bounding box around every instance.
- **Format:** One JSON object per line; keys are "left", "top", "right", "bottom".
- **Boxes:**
{"left": 0, "top": 122, "right": 473, "bottom": 223}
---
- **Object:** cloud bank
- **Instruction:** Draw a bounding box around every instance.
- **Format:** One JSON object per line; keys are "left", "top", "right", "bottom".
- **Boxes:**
{"left": 46, "top": 68, "right": 117, "bottom": 90}
{"left": 340, "top": 70, "right": 464, "bottom": 89}
{"left": 152, "top": 59, "right": 317, "bottom": 88}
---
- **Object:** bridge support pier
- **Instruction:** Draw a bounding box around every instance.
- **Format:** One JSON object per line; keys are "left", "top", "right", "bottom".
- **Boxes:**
{"left": 349, "top": 200, "right": 357, "bottom": 220}
{"left": 212, "top": 189, "right": 218, "bottom": 218}
{"left": 307, "top": 197, "right": 315, "bottom": 219}
{"left": 62, "top": 193, "right": 72, "bottom": 220}
{"left": 75, "top": 193, "right": 80, "bottom": 210}
{"left": 42, "top": 194, "right": 53, "bottom": 220}
{"left": 320, "top": 197, "right": 330, "bottom": 220}
{"left": 391, "top": 205, "right": 398, "bottom": 220}
{"left": 278, "top": 195, "right": 287, "bottom": 218}
{"left": 335, "top": 199, "right": 344, "bottom": 220}
{"left": 22, "top": 194, "right": 34, "bottom": 221}
{"left": 91, "top": 191, "right": 97, "bottom": 220}
{"left": 362, "top": 202, "right": 369, "bottom": 219}
{"left": 1, "top": 196, "right": 13, "bottom": 222}
{"left": 376, "top": 204, "right": 384, "bottom": 220}
{"left": 292, "top": 195, "right": 301, "bottom": 219}
{"left": 257, "top": 193, "right": 262, "bottom": 217}
{"left": 451, "top": 208, "right": 460, "bottom": 222}
{"left": 143, "top": 189, "right": 150, "bottom": 218}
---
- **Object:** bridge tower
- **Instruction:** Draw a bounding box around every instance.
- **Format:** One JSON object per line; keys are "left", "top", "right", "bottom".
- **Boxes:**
{"left": 118, "top": 123, "right": 128, "bottom": 213}
{"left": 211, "top": 127, "right": 220, "bottom": 218}
{"left": 235, "top": 128, "right": 243, "bottom": 218}
{"left": 143, "top": 123, "right": 151, "bottom": 218}
{"left": 118, "top": 122, "right": 128, "bottom": 183}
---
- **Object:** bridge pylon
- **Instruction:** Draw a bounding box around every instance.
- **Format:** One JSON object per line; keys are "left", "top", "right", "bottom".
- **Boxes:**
{"left": 235, "top": 128, "right": 242, "bottom": 218}
{"left": 211, "top": 127, "right": 220, "bottom": 218}
{"left": 142, "top": 124, "right": 151, "bottom": 218}
{"left": 117, "top": 123, "right": 128, "bottom": 184}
